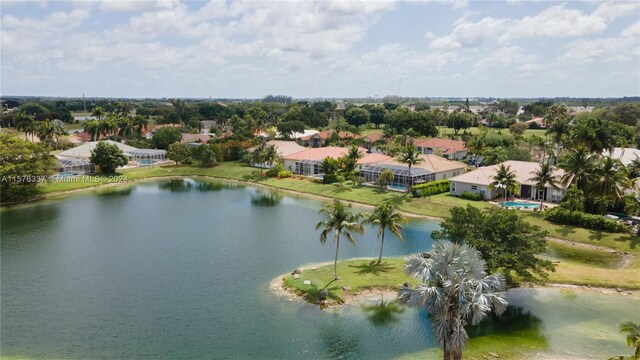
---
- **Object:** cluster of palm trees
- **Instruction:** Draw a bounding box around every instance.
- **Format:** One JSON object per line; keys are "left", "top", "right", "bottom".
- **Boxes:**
{"left": 14, "top": 111, "right": 67, "bottom": 147}
{"left": 248, "top": 142, "right": 281, "bottom": 169}
{"left": 315, "top": 200, "right": 407, "bottom": 280}
{"left": 83, "top": 105, "right": 148, "bottom": 142}
{"left": 558, "top": 147, "right": 633, "bottom": 213}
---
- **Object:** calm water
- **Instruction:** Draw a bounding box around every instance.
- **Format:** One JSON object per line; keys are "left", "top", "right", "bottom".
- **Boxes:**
{"left": 1, "top": 179, "right": 637, "bottom": 359}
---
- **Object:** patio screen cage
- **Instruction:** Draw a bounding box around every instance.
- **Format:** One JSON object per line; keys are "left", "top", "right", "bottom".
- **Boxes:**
{"left": 294, "top": 160, "right": 322, "bottom": 176}
{"left": 360, "top": 164, "right": 435, "bottom": 190}
{"left": 126, "top": 149, "right": 167, "bottom": 161}
{"left": 57, "top": 158, "right": 95, "bottom": 175}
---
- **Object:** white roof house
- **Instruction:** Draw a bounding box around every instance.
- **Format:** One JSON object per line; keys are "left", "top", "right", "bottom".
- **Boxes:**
{"left": 57, "top": 141, "right": 166, "bottom": 161}
{"left": 449, "top": 160, "right": 565, "bottom": 202}
{"left": 603, "top": 148, "right": 640, "bottom": 167}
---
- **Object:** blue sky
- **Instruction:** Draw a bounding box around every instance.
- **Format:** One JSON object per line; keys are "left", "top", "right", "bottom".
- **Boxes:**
{"left": 1, "top": 0, "right": 639, "bottom": 98}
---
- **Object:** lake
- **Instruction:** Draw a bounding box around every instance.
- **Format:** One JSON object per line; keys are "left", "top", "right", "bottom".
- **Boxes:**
{"left": 1, "top": 179, "right": 637, "bottom": 359}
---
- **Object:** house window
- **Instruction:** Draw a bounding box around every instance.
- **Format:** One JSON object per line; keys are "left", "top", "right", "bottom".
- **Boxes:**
{"left": 471, "top": 185, "right": 478, "bottom": 191}
{"left": 451, "top": 182, "right": 456, "bottom": 192}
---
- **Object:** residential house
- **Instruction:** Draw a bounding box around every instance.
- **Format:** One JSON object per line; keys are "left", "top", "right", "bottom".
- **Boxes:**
{"left": 283, "top": 146, "right": 390, "bottom": 176}
{"left": 413, "top": 138, "right": 467, "bottom": 160}
{"left": 603, "top": 147, "right": 640, "bottom": 167}
{"left": 297, "top": 130, "right": 358, "bottom": 148}
{"left": 448, "top": 160, "right": 565, "bottom": 202}
{"left": 247, "top": 140, "right": 307, "bottom": 168}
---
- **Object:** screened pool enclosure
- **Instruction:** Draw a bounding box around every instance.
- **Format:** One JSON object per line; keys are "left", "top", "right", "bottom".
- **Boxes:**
{"left": 56, "top": 158, "right": 95, "bottom": 175}
{"left": 360, "top": 164, "right": 435, "bottom": 190}
{"left": 127, "top": 149, "right": 167, "bottom": 162}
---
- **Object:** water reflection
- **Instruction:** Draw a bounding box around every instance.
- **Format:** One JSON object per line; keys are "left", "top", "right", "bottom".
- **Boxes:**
{"left": 97, "top": 187, "right": 133, "bottom": 197}
{"left": 467, "top": 305, "right": 545, "bottom": 341}
{"left": 250, "top": 189, "right": 283, "bottom": 207}
{"left": 158, "top": 179, "right": 230, "bottom": 193}
{"left": 361, "top": 296, "right": 404, "bottom": 326}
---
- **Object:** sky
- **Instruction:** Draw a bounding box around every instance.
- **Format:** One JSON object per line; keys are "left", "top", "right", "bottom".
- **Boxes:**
{"left": 1, "top": 0, "right": 639, "bottom": 99}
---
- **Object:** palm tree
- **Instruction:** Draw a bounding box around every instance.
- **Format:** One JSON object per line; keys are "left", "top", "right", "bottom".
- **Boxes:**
{"left": 491, "top": 164, "right": 518, "bottom": 203}
{"left": 250, "top": 142, "right": 267, "bottom": 167}
{"left": 315, "top": 200, "right": 365, "bottom": 279}
{"left": 84, "top": 120, "right": 100, "bottom": 141}
{"left": 99, "top": 114, "right": 118, "bottom": 138}
{"left": 14, "top": 111, "right": 35, "bottom": 140}
{"left": 263, "top": 144, "right": 281, "bottom": 168}
{"left": 619, "top": 321, "right": 640, "bottom": 359}
{"left": 132, "top": 115, "right": 149, "bottom": 135}
{"left": 91, "top": 106, "right": 104, "bottom": 121}
{"left": 118, "top": 117, "right": 135, "bottom": 140}
{"left": 397, "top": 145, "right": 423, "bottom": 192}
{"left": 591, "top": 157, "right": 632, "bottom": 203}
{"left": 483, "top": 146, "right": 508, "bottom": 166}
{"left": 37, "top": 119, "right": 66, "bottom": 146}
{"left": 558, "top": 147, "right": 597, "bottom": 191}
{"left": 546, "top": 118, "right": 571, "bottom": 164}
{"left": 365, "top": 202, "right": 407, "bottom": 264}
{"left": 528, "top": 162, "right": 558, "bottom": 210}
{"left": 398, "top": 241, "right": 508, "bottom": 360}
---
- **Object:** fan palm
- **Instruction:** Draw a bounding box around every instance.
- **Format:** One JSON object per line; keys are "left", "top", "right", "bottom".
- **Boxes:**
{"left": 558, "top": 147, "right": 597, "bottom": 191}
{"left": 528, "top": 162, "right": 558, "bottom": 210}
{"left": 398, "top": 240, "right": 508, "bottom": 360}
{"left": 397, "top": 145, "right": 424, "bottom": 191}
{"left": 491, "top": 164, "right": 518, "bottom": 203}
{"left": 315, "top": 200, "right": 365, "bottom": 279}
{"left": 365, "top": 202, "right": 407, "bottom": 264}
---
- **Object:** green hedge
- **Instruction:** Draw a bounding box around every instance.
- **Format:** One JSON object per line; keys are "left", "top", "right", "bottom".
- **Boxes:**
{"left": 544, "top": 208, "right": 628, "bottom": 233}
{"left": 411, "top": 180, "right": 450, "bottom": 198}
{"left": 461, "top": 192, "right": 484, "bottom": 201}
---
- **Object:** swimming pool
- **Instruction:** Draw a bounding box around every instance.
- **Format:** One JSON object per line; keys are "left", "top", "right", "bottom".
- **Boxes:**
{"left": 138, "top": 159, "right": 155, "bottom": 165}
{"left": 499, "top": 201, "right": 541, "bottom": 209}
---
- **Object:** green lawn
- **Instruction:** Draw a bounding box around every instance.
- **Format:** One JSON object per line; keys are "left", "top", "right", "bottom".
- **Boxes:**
{"left": 283, "top": 258, "right": 410, "bottom": 304}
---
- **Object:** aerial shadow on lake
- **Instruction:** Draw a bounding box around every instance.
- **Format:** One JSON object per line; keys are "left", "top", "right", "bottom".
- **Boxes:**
{"left": 466, "top": 305, "right": 546, "bottom": 343}
{"left": 250, "top": 189, "right": 283, "bottom": 207}
{"left": 319, "top": 321, "right": 361, "bottom": 359}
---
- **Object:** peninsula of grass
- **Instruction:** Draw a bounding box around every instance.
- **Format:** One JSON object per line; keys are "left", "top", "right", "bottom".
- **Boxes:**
{"left": 282, "top": 258, "right": 411, "bottom": 305}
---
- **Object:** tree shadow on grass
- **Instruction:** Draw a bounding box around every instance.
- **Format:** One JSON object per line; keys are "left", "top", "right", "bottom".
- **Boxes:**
{"left": 614, "top": 233, "right": 640, "bottom": 249}
{"left": 554, "top": 225, "right": 577, "bottom": 238}
{"left": 304, "top": 279, "right": 343, "bottom": 304}
{"left": 242, "top": 170, "right": 268, "bottom": 182}
{"left": 588, "top": 230, "right": 606, "bottom": 242}
{"left": 349, "top": 261, "right": 394, "bottom": 276}
{"left": 329, "top": 182, "right": 353, "bottom": 195}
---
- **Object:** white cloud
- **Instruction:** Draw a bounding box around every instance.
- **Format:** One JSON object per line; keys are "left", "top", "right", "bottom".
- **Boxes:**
{"left": 98, "top": 0, "right": 180, "bottom": 13}
{"left": 560, "top": 37, "right": 639, "bottom": 63}
{"left": 431, "top": 17, "right": 506, "bottom": 49}
{"left": 620, "top": 20, "right": 640, "bottom": 37}
{"left": 472, "top": 46, "right": 537, "bottom": 70}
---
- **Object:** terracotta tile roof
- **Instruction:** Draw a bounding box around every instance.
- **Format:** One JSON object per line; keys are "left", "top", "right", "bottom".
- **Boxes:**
{"left": 249, "top": 140, "right": 307, "bottom": 157}
{"left": 181, "top": 134, "right": 213, "bottom": 143}
{"left": 364, "top": 133, "right": 384, "bottom": 142}
{"left": 413, "top": 138, "right": 466, "bottom": 154}
{"left": 449, "top": 160, "right": 565, "bottom": 187}
{"left": 380, "top": 154, "right": 466, "bottom": 173}
{"left": 284, "top": 146, "right": 389, "bottom": 163}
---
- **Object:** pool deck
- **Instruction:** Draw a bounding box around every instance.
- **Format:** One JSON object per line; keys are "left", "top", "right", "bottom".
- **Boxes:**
{"left": 489, "top": 199, "right": 558, "bottom": 211}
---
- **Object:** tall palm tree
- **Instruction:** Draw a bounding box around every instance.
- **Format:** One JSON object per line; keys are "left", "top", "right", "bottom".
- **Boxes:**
{"left": 397, "top": 145, "right": 424, "bottom": 192}
{"left": 14, "top": 111, "right": 35, "bottom": 140}
{"left": 491, "top": 164, "right": 518, "bottom": 203}
{"left": 99, "top": 114, "right": 118, "bottom": 138}
{"left": 546, "top": 118, "right": 571, "bottom": 164}
{"left": 558, "top": 147, "right": 597, "bottom": 191}
{"left": 591, "top": 157, "right": 632, "bottom": 203}
{"left": 250, "top": 142, "right": 267, "bottom": 167}
{"left": 118, "top": 117, "right": 135, "bottom": 140}
{"left": 315, "top": 200, "right": 365, "bottom": 279}
{"left": 528, "top": 162, "right": 558, "bottom": 210}
{"left": 365, "top": 202, "right": 407, "bottom": 264}
{"left": 91, "top": 106, "right": 104, "bottom": 121}
{"left": 398, "top": 241, "right": 508, "bottom": 360}
{"left": 132, "top": 115, "right": 149, "bottom": 135}
{"left": 84, "top": 120, "right": 100, "bottom": 141}
{"left": 37, "top": 119, "right": 66, "bottom": 146}
{"left": 619, "top": 321, "right": 640, "bottom": 359}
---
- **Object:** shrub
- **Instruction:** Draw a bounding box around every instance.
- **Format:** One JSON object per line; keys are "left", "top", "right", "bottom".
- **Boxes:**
{"left": 277, "top": 170, "right": 293, "bottom": 178}
{"left": 544, "top": 207, "right": 628, "bottom": 233}
{"left": 411, "top": 180, "right": 450, "bottom": 198}
{"left": 323, "top": 173, "right": 340, "bottom": 184}
{"left": 265, "top": 163, "right": 284, "bottom": 177}
{"left": 461, "top": 192, "right": 484, "bottom": 201}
